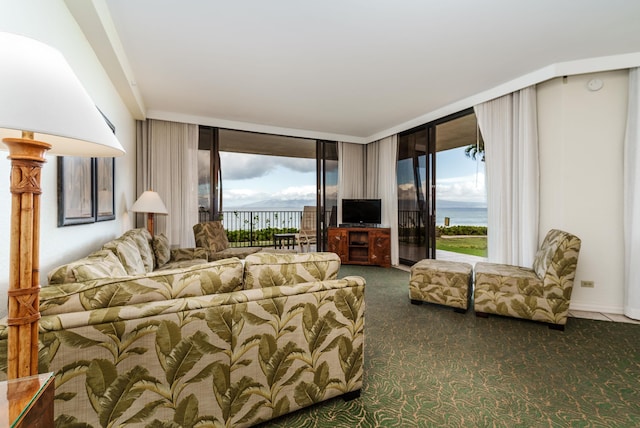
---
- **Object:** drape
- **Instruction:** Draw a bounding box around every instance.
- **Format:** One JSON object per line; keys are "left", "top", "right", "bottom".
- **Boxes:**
{"left": 366, "top": 135, "right": 399, "bottom": 266}
{"left": 474, "top": 86, "right": 539, "bottom": 266}
{"left": 624, "top": 67, "right": 640, "bottom": 320}
{"left": 337, "top": 142, "right": 365, "bottom": 222}
{"left": 136, "top": 119, "right": 198, "bottom": 247}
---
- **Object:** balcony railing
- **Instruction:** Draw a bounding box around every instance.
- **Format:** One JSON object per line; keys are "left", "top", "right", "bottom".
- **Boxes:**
{"left": 398, "top": 209, "right": 426, "bottom": 245}
{"left": 199, "top": 208, "right": 302, "bottom": 247}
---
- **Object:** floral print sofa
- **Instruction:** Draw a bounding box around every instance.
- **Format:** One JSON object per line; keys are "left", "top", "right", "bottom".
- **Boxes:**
{"left": 474, "top": 229, "right": 581, "bottom": 329}
{"left": 0, "top": 242, "right": 365, "bottom": 427}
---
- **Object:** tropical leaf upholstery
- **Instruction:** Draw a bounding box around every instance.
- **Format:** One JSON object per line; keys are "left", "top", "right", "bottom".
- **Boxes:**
{"left": 39, "top": 257, "right": 245, "bottom": 315}
{"left": 47, "top": 228, "right": 209, "bottom": 285}
{"left": 193, "top": 221, "right": 263, "bottom": 261}
{"left": 474, "top": 229, "right": 582, "bottom": 327}
{"left": 0, "top": 253, "right": 365, "bottom": 428}
{"left": 152, "top": 232, "right": 171, "bottom": 266}
{"left": 243, "top": 252, "right": 341, "bottom": 289}
{"left": 409, "top": 259, "right": 473, "bottom": 310}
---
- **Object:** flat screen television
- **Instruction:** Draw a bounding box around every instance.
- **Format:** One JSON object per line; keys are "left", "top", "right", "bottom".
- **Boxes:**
{"left": 342, "top": 199, "right": 382, "bottom": 225}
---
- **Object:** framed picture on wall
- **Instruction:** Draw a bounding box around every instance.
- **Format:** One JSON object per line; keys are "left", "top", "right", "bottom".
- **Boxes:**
{"left": 57, "top": 156, "right": 95, "bottom": 226}
{"left": 57, "top": 108, "right": 117, "bottom": 226}
{"left": 96, "top": 157, "right": 115, "bottom": 221}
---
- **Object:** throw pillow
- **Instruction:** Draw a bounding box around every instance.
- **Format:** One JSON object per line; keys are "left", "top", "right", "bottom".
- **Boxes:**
{"left": 112, "top": 237, "right": 146, "bottom": 275}
{"left": 72, "top": 251, "right": 128, "bottom": 281}
{"left": 153, "top": 233, "right": 171, "bottom": 267}
{"left": 124, "top": 228, "right": 155, "bottom": 272}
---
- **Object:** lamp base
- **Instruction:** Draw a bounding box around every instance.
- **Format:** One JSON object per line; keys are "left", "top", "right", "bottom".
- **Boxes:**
{"left": 3, "top": 137, "right": 51, "bottom": 379}
{"left": 147, "top": 212, "right": 155, "bottom": 236}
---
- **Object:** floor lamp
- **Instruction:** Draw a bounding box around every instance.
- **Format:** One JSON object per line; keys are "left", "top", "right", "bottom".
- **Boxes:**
{"left": 0, "top": 32, "right": 125, "bottom": 379}
{"left": 131, "top": 190, "right": 168, "bottom": 236}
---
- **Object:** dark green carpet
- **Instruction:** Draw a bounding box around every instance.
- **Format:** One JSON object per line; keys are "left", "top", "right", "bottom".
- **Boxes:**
{"left": 259, "top": 265, "right": 640, "bottom": 427}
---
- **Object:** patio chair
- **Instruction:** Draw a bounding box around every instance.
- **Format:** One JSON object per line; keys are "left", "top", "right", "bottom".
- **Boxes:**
{"left": 296, "top": 206, "right": 317, "bottom": 252}
{"left": 474, "top": 229, "right": 581, "bottom": 330}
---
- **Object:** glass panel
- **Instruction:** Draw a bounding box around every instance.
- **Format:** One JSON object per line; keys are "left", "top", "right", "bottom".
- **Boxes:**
{"left": 397, "top": 127, "right": 431, "bottom": 263}
{"left": 319, "top": 141, "right": 338, "bottom": 251}
{"left": 198, "top": 149, "right": 211, "bottom": 221}
{"left": 434, "top": 113, "right": 487, "bottom": 260}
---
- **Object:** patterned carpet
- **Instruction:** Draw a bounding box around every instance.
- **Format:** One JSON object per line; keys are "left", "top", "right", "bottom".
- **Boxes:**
{"left": 258, "top": 265, "right": 640, "bottom": 428}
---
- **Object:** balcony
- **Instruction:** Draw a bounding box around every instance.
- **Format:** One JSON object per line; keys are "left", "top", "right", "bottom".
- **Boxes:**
{"left": 199, "top": 208, "right": 302, "bottom": 248}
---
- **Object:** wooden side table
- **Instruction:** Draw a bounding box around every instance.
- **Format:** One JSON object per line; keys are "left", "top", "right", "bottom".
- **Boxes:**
{"left": 0, "top": 372, "right": 55, "bottom": 428}
{"left": 273, "top": 233, "right": 297, "bottom": 249}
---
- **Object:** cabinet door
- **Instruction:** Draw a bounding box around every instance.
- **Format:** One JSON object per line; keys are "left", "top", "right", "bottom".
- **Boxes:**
{"left": 327, "top": 229, "right": 348, "bottom": 263}
{"left": 369, "top": 229, "right": 391, "bottom": 267}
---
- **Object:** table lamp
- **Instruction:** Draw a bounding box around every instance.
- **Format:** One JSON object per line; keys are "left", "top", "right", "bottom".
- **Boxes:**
{"left": 0, "top": 32, "right": 125, "bottom": 379}
{"left": 130, "top": 190, "right": 168, "bottom": 236}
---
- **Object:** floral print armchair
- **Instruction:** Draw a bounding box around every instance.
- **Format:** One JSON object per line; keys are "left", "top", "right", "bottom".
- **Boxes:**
{"left": 193, "top": 221, "right": 264, "bottom": 261}
{"left": 474, "top": 229, "right": 582, "bottom": 329}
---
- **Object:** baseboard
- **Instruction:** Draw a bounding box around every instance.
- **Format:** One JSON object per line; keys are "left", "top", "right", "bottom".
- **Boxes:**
{"left": 569, "top": 302, "right": 624, "bottom": 314}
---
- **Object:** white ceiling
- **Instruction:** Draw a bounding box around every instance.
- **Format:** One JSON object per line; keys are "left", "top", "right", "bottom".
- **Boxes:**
{"left": 70, "top": 0, "right": 640, "bottom": 144}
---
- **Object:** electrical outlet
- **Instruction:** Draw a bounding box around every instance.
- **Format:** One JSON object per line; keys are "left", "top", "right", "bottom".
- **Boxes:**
{"left": 581, "top": 280, "right": 595, "bottom": 288}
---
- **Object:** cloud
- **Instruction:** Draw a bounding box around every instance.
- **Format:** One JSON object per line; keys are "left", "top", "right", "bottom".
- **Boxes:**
{"left": 223, "top": 185, "right": 317, "bottom": 207}
{"left": 436, "top": 173, "right": 486, "bottom": 203}
{"left": 219, "top": 152, "right": 314, "bottom": 180}
{"left": 272, "top": 185, "right": 316, "bottom": 200}
{"left": 397, "top": 174, "right": 486, "bottom": 205}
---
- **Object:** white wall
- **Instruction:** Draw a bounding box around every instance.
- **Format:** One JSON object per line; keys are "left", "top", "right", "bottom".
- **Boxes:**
{"left": 0, "top": 0, "right": 137, "bottom": 316}
{"left": 537, "top": 70, "right": 628, "bottom": 313}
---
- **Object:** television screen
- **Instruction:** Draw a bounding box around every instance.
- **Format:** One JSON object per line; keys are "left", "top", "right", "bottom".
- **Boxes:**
{"left": 342, "top": 199, "right": 382, "bottom": 225}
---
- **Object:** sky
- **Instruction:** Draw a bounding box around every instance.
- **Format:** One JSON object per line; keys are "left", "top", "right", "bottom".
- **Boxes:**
{"left": 217, "top": 146, "right": 485, "bottom": 209}
{"left": 220, "top": 152, "right": 316, "bottom": 208}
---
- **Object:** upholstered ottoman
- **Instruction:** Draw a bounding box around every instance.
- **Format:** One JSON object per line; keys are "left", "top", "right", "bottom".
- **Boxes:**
{"left": 409, "top": 259, "right": 473, "bottom": 312}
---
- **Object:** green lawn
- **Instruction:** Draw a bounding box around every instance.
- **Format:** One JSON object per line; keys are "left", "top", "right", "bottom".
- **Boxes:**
{"left": 436, "top": 235, "right": 487, "bottom": 257}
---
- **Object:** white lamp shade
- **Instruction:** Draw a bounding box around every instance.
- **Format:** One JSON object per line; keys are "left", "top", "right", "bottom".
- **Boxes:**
{"left": 131, "top": 190, "right": 169, "bottom": 215}
{"left": 0, "top": 32, "right": 125, "bottom": 157}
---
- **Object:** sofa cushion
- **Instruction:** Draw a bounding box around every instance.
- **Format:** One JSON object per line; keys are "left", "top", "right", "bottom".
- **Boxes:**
{"left": 124, "top": 228, "right": 155, "bottom": 272}
{"left": 153, "top": 233, "right": 171, "bottom": 267}
{"left": 40, "top": 257, "right": 245, "bottom": 315}
{"left": 71, "top": 250, "right": 128, "bottom": 282}
{"left": 47, "top": 249, "right": 128, "bottom": 285}
{"left": 243, "top": 252, "right": 341, "bottom": 289}
{"left": 104, "top": 236, "right": 146, "bottom": 276}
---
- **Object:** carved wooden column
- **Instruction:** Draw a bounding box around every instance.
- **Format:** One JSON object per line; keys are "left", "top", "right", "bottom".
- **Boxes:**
{"left": 3, "top": 135, "right": 51, "bottom": 379}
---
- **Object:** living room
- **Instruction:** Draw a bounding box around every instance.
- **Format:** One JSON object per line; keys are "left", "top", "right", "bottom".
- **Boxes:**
{"left": 1, "top": 0, "right": 639, "bottom": 319}
{"left": 0, "top": 1, "right": 639, "bottom": 426}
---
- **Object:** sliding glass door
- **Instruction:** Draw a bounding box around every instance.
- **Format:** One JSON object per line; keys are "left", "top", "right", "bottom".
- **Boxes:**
{"left": 397, "top": 109, "right": 483, "bottom": 265}
{"left": 397, "top": 125, "right": 435, "bottom": 264}
{"left": 317, "top": 141, "right": 338, "bottom": 251}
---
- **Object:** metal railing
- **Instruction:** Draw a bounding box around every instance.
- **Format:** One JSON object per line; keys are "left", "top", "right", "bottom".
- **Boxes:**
{"left": 199, "top": 208, "right": 302, "bottom": 247}
{"left": 398, "top": 209, "right": 426, "bottom": 245}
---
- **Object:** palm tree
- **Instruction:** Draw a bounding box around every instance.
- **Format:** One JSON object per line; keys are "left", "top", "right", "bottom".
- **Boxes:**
{"left": 464, "top": 140, "right": 485, "bottom": 162}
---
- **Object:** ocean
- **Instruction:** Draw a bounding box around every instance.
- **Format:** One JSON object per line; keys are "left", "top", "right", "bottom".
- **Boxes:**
{"left": 435, "top": 207, "right": 487, "bottom": 226}
{"left": 221, "top": 205, "right": 487, "bottom": 229}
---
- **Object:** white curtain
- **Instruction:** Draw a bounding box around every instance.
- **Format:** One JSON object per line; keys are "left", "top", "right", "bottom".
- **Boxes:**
{"left": 474, "top": 86, "right": 539, "bottom": 266}
{"left": 337, "top": 142, "right": 365, "bottom": 222}
{"left": 366, "top": 135, "right": 399, "bottom": 266}
{"left": 624, "top": 67, "right": 640, "bottom": 320}
{"left": 136, "top": 119, "right": 199, "bottom": 247}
